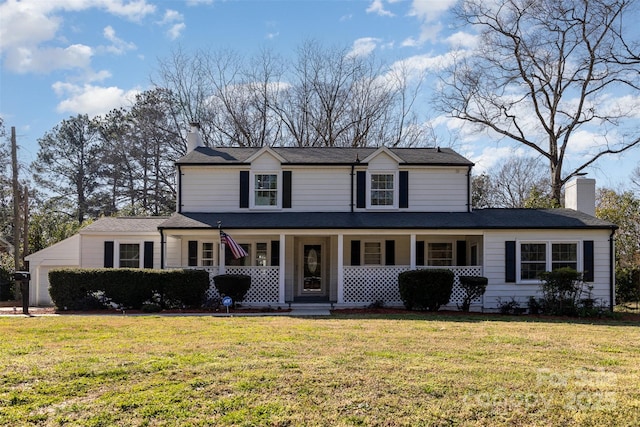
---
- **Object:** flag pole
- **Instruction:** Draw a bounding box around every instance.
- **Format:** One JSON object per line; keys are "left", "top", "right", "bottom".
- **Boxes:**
{"left": 217, "top": 221, "right": 225, "bottom": 274}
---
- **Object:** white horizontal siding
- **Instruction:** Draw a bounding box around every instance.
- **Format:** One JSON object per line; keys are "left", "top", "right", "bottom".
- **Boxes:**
{"left": 408, "top": 168, "right": 468, "bottom": 212}
{"left": 290, "top": 167, "right": 352, "bottom": 211}
{"left": 482, "top": 230, "right": 612, "bottom": 309}
{"left": 80, "top": 234, "right": 162, "bottom": 269}
{"left": 181, "top": 166, "right": 240, "bottom": 212}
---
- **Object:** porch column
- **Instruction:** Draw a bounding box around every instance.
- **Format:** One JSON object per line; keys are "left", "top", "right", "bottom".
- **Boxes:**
{"left": 219, "top": 240, "right": 226, "bottom": 275}
{"left": 279, "top": 233, "right": 285, "bottom": 304}
{"left": 337, "top": 233, "right": 344, "bottom": 304}
{"left": 410, "top": 233, "right": 416, "bottom": 269}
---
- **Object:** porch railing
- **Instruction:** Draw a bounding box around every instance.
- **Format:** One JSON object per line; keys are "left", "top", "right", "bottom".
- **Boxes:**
{"left": 193, "top": 266, "right": 280, "bottom": 304}
{"left": 343, "top": 265, "right": 483, "bottom": 306}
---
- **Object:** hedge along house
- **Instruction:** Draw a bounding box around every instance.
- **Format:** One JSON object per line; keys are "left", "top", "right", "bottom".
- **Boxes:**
{"left": 27, "top": 125, "right": 617, "bottom": 310}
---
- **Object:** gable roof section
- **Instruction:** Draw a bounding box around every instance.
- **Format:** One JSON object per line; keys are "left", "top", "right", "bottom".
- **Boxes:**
{"left": 80, "top": 217, "right": 170, "bottom": 234}
{"left": 159, "top": 209, "right": 616, "bottom": 231}
{"left": 177, "top": 146, "right": 473, "bottom": 166}
{"left": 362, "top": 146, "right": 404, "bottom": 164}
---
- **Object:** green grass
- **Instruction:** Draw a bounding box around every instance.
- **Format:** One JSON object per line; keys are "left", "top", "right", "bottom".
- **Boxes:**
{"left": 1, "top": 314, "right": 639, "bottom": 426}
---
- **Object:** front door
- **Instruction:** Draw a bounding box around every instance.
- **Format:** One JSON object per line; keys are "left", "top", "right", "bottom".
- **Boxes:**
{"left": 302, "top": 244, "right": 323, "bottom": 294}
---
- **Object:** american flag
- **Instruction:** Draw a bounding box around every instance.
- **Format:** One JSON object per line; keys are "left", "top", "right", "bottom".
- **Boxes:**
{"left": 220, "top": 230, "right": 248, "bottom": 259}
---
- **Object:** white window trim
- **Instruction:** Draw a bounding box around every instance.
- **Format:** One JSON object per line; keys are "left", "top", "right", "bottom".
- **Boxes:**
{"left": 116, "top": 240, "right": 143, "bottom": 269}
{"left": 250, "top": 171, "right": 281, "bottom": 210}
{"left": 516, "top": 240, "right": 582, "bottom": 284}
{"left": 200, "top": 241, "right": 216, "bottom": 267}
{"left": 367, "top": 171, "right": 398, "bottom": 210}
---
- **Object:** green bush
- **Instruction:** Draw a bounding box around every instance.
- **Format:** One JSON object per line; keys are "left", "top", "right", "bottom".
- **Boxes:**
{"left": 616, "top": 267, "right": 640, "bottom": 304}
{"left": 48, "top": 268, "right": 210, "bottom": 310}
{"left": 458, "top": 276, "right": 488, "bottom": 312}
{"left": 0, "top": 265, "right": 14, "bottom": 301}
{"left": 538, "top": 268, "right": 586, "bottom": 316}
{"left": 213, "top": 274, "right": 251, "bottom": 307}
{"left": 161, "top": 269, "right": 210, "bottom": 308}
{"left": 398, "top": 269, "right": 454, "bottom": 311}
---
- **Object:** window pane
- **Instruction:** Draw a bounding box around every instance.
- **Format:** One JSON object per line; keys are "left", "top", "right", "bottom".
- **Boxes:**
{"left": 256, "top": 242, "right": 268, "bottom": 267}
{"left": 371, "top": 174, "right": 394, "bottom": 206}
{"left": 364, "top": 242, "right": 381, "bottom": 265}
{"left": 521, "top": 243, "right": 546, "bottom": 280}
{"left": 552, "top": 243, "right": 577, "bottom": 270}
{"left": 202, "top": 242, "right": 214, "bottom": 266}
{"left": 120, "top": 243, "right": 140, "bottom": 268}
{"left": 255, "top": 174, "right": 277, "bottom": 206}
{"left": 428, "top": 242, "right": 452, "bottom": 266}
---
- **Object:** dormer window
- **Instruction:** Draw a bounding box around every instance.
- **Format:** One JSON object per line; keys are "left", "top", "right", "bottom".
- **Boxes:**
{"left": 253, "top": 173, "right": 278, "bottom": 207}
{"left": 371, "top": 174, "right": 394, "bottom": 206}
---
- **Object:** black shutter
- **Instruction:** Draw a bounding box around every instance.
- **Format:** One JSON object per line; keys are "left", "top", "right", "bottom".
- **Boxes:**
{"left": 144, "top": 241, "right": 154, "bottom": 269}
{"left": 239, "top": 170, "right": 249, "bottom": 208}
{"left": 456, "top": 241, "right": 466, "bottom": 266}
{"left": 282, "top": 171, "right": 292, "bottom": 208}
{"left": 271, "top": 240, "right": 280, "bottom": 266}
{"left": 399, "top": 171, "right": 409, "bottom": 208}
{"left": 416, "top": 241, "right": 425, "bottom": 266}
{"left": 583, "top": 240, "right": 594, "bottom": 282}
{"left": 351, "top": 240, "right": 361, "bottom": 266}
{"left": 188, "top": 240, "right": 198, "bottom": 267}
{"left": 356, "top": 171, "right": 366, "bottom": 208}
{"left": 505, "top": 241, "right": 516, "bottom": 283}
{"left": 104, "top": 241, "right": 114, "bottom": 268}
{"left": 385, "top": 240, "right": 395, "bottom": 266}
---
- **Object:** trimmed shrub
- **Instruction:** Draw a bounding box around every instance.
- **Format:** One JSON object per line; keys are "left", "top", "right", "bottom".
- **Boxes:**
{"left": 161, "top": 269, "right": 210, "bottom": 308}
{"left": 398, "top": 269, "right": 454, "bottom": 311}
{"left": 213, "top": 274, "right": 251, "bottom": 307}
{"left": 0, "top": 265, "right": 15, "bottom": 301}
{"left": 48, "top": 268, "right": 210, "bottom": 310}
{"left": 458, "top": 276, "right": 488, "bottom": 312}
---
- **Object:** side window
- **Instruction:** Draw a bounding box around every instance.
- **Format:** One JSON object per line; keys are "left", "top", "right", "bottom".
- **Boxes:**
{"left": 363, "top": 242, "right": 382, "bottom": 265}
{"left": 119, "top": 243, "right": 140, "bottom": 268}
{"left": 552, "top": 243, "right": 577, "bottom": 271}
{"left": 520, "top": 243, "right": 546, "bottom": 280}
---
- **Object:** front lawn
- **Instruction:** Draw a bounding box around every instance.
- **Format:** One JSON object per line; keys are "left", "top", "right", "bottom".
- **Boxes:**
{"left": 1, "top": 314, "right": 639, "bottom": 426}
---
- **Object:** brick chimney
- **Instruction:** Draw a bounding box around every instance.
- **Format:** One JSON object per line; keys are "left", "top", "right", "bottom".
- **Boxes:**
{"left": 565, "top": 177, "right": 596, "bottom": 216}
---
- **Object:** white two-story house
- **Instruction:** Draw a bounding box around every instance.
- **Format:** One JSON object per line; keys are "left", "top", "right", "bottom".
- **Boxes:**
{"left": 27, "top": 127, "right": 617, "bottom": 310}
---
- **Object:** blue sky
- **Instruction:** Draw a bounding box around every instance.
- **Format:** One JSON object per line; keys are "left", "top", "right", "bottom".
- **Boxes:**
{"left": 1, "top": 0, "right": 638, "bottom": 190}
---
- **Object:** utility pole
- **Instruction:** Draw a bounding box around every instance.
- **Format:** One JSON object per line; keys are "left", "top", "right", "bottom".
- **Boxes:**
{"left": 11, "top": 126, "right": 21, "bottom": 270}
{"left": 22, "top": 186, "right": 29, "bottom": 266}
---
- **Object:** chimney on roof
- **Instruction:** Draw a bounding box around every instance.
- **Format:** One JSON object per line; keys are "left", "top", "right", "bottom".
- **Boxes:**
{"left": 565, "top": 176, "right": 596, "bottom": 216}
{"left": 187, "top": 122, "right": 203, "bottom": 153}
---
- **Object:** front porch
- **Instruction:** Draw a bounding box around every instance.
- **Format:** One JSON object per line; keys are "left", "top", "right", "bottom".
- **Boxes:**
{"left": 188, "top": 265, "right": 484, "bottom": 308}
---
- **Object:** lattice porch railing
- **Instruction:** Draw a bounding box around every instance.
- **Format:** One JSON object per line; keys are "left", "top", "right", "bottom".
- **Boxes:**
{"left": 200, "top": 266, "right": 280, "bottom": 304}
{"left": 343, "top": 265, "right": 483, "bottom": 306}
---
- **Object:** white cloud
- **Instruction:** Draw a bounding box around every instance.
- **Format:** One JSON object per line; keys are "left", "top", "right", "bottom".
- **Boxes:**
{"left": 266, "top": 32, "right": 280, "bottom": 40}
{"left": 102, "top": 26, "right": 136, "bottom": 55}
{"left": 0, "top": 0, "right": 154, "bottom": 74}
{"left": 366, "top": 0, "right": 394, "bottom": 17}
{"left": 403, "top": 0, "right": 457, "bottom": 46}
{"left": 445, "top": 31, "right": 478, "bottom": 49}
{"left": 53, "top": 82, "right": 140, "bottom": 116}
{"left": 347, "top": 37, "right": 381, "bottom": 58}
{"left": 159, "top": 9, "right": 185, "bottom": 40}
{"left": 4, "top": 44, "right": 93, "bottom": 74}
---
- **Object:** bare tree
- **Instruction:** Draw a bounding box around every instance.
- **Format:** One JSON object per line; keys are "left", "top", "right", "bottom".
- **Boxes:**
{"left": 438, "top": 0, "right": 640, "bottom": 205}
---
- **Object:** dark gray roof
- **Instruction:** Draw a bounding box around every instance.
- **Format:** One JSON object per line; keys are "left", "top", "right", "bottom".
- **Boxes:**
{"left": 81, "top": 217, "right": 170, "bottom": 233}
{"left": 158, "top": 209, "right": 616, "bottom": 231}
{"left": 177, "top": 146, "right": 473, "bottom": 166}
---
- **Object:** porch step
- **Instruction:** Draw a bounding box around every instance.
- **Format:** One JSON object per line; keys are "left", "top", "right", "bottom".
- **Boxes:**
{"left": 288, "top": 303, "right": 332, "bottom": 316}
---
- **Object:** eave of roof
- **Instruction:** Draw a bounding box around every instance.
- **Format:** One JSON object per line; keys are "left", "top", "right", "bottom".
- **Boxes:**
{"left": 158, "top": 209, "right": 616, "bottom": 231}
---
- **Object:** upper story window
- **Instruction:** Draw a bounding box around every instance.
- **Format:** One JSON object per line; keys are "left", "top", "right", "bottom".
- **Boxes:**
{"left": 520, "top": 242, "right": 578, "bottom": 281}
{"left": 119, "top": 243, "right": 140, "bottom": 268}
{"left": 370, "top": 173, "right": 394, "bottom": 206}
{"left": 254, "top": 173, "right": 278, "bottom": 207}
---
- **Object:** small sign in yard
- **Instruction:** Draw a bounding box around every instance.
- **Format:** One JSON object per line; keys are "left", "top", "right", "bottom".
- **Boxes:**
{"left": 222, "top": 296, "right": 233, "bottom": 314}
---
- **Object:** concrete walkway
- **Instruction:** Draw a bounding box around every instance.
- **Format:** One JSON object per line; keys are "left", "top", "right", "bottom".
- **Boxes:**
{"left": 0, "top": 306, "right": 332, "bottom": 317}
